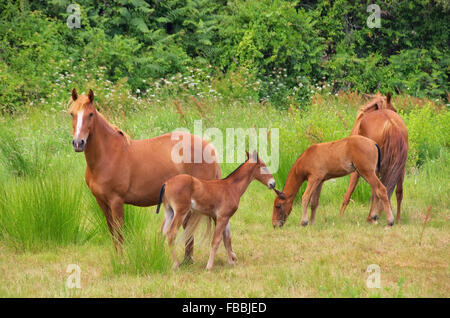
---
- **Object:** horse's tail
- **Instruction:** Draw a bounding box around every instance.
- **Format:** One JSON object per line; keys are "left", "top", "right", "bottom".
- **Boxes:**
{"left": 379, "top": 121, "right": 408, "bottom": 197}
{"left": 178, "top": 213, "right": 213, "bottom": 247}
{"left": 156, "top": 183, "right": 166, "bottom": 214}
{"left": 375, "top": 143, "right": 381, "bottom": 173}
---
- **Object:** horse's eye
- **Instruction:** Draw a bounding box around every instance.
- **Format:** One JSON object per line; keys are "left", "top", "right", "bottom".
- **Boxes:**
{"left": 89, "top": 112, "right": 94, "bottom": 118}
{"left": 276, "top": 205, "right": 281, "bottom": 209}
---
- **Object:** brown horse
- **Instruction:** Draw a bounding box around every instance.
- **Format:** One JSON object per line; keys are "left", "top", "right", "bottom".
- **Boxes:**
{"left": 339, "top": 93, "right": 408, "bottom": 221}
{"left": 69, "top": 89, "right": 221, "bottom": 260}
{"left": 158, "top": 151, "right": 275, "bottom": 270}
{"left": 272, "top": 135, "right": 394, "bottom": 228}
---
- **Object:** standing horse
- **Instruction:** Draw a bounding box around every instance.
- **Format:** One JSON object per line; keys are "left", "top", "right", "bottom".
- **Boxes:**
{"left": 69, "top": 89, "right": 221, "bottom": 260}
{"left": 339, "top": 93, "right": 408, "bottom": 221}
{"left": 272, "top": 135, "right": 394, "bottom": 228}
{"left": 157, "top": 151, "right": 276, "bottom": 270}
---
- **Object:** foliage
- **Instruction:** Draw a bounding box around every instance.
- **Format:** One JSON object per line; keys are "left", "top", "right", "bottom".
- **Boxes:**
{"left": 0, "top": 0, "right": 448, "bottom": 112}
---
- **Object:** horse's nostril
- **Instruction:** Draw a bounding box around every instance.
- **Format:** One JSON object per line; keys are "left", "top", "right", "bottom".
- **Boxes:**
{"left": 72, "top": 140, "right": 76, "bottom": 147}
{"left": 80, "top": 139, "right": 85, "bottom": 145}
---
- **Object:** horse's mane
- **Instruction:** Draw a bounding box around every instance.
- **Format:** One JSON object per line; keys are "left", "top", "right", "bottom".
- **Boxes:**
{"left": 222, "top": 159, "right": 249, "bottom": 180}
{"left": 68, "top": 97, "right": 131, "bottom": 144}
{"left": 353, "top": 93, "right": 396, "bottom": 126}
{"left": 355, "top": 93, "right": 396, "bottom": 121}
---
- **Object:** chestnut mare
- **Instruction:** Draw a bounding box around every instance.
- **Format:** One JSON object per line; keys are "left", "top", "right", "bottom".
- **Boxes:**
{"left": 157, "top": 151, "right": 276, "bottom": 270}
{"left": 272, "top": 135, "right": 394, "bottom": 228}
{"left": 339, "top": 93, "right": 408, "bottom": 221}
{"left": 69, "top": 89, "right": 221, "bottom": 259}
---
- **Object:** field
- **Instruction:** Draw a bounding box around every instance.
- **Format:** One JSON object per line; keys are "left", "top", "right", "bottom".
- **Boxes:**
{"left": 0, "top": 93, "right": 448, "bottom": 297}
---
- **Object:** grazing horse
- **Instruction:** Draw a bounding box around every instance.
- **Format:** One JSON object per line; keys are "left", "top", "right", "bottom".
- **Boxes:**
{"left": 272, "top": 135, "right": 394, "bottom": 228}
{"left": 69, "top": 89, "right": 221, "bottom": 260}
{"left": 157, "top": 151, "right": 276, "bottom": 270}
{"left": 339, "top": 93, "right": 408, "bottom": 221}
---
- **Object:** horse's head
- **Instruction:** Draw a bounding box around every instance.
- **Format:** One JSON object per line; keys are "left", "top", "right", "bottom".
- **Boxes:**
{"left": 246, "top": 150, "right": 276, "bottom": 190}
{"left": 272, "top": 188, "right": 292, "bottom": 228}
{"left": 69, "top": 89, "right": 96, "bottom": 152}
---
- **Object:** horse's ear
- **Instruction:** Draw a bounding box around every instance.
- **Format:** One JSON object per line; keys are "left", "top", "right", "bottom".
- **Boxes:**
{"left": 72, "top": 88, "right": 78, "bottom": 101}
{"left": 252, "top": 150, "right": 258, "bottom": 161}
{"left": 88, "top": 89, "right": 94, "bottom": 103}
{"left": 273, "top": 188, "right": 285, "bottom": 200}
{"left": 386, "top": 92, "right": 391, "bottom": 103}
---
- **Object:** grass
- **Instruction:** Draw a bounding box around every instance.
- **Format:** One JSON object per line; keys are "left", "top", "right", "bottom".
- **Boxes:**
{"left": 0, "top": 92, "right": 448, "bottom": 297}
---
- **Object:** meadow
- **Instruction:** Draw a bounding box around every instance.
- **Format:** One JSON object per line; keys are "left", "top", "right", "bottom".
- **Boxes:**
{"left": 0, "top": 91, "right": 448, "bottom": 297}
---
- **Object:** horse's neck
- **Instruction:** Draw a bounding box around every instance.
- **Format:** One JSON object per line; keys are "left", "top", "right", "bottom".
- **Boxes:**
{"left": 283, "top": 159, "right": 306, "bottom": 203}
{"left": 84, "top": 113, "right": 123, "bottom": 172}
{"left": 227, "top": 163, "right": 256, "bottom": 198}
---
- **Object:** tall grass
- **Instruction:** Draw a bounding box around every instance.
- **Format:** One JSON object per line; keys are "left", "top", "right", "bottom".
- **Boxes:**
{"left": 110, "top": 206, "right": 171, "bottom": 275}
{"left": 0, "top": 172, "right": 95, "bottom": 251}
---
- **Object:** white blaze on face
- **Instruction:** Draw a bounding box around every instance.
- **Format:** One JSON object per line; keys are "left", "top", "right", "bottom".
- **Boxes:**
{"left": 75, "top": 110, "right": 84, "bottom": 139}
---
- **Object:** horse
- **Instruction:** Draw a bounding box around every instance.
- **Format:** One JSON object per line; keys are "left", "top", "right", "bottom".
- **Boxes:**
{"left": 69, "top": 89, "right": 221, "bottom": 261}
{"left": 339, "top": 92, "right": 408, "bottom": 221}
{"left": 157, "top": 150, "right": 276, "bottom": 270}
{"left": 272, "top": 135, "right": 395, "bottom": 228}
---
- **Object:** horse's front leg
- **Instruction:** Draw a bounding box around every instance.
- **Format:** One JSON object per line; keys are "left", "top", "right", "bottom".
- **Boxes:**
{"left": 109, "top": 198, "right": 125, "bottom": 251}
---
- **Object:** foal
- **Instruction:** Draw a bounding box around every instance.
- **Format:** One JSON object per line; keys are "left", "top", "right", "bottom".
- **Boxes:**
{"left": 157, "top": 151, "right": 276, "bottom": 270}
{"left": 272, "top": 135, "right": 394, "bottom": 228}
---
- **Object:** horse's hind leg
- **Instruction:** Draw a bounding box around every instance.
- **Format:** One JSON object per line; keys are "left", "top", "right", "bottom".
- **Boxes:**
{"left": 223, "top": 222, "right": 237, "bottom": 265}
{"left": 206, "top": 215, "right": 228, "bottom": 270}
{"left": 181, "top": 211, "right": 194, "bottom": 265}
{"left": 364, "top": 172, "right": 394, "bottom": 227}
{"left": 367, "top": 189, "right": 379, "bottom": 223}
{"left": 166, "top": 207, "right": 189, "bottom": 269}
{"left": 395, "top": 170, "right": 405, "bottom": 222}
{"left": 340, "top": 172, "right": 360, "bottom": 215}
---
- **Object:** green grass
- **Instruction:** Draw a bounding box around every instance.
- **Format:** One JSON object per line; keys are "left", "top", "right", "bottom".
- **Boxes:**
{"left": 0, "top": 93, "right": 448, "bottom": 297}
{"left": 110, "top": 207, "right": 171, "bottom": 276}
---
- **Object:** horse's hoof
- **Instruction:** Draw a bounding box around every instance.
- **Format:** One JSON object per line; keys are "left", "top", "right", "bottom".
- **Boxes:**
{"left": 301, "top": 220, "right": 308, "bottom": 227}
{"left": 180, "top": 256, "right": 194, "bottom": 266}
{"left": 367, "top": 217, "right": 378, "bottom": 224}
{"left": 231, "top": 252, "right": 238, "bottom": 262}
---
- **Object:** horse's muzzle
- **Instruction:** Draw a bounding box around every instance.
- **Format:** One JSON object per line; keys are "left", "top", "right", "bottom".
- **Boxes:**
{"left": 72, "top": 139, "right": 86, "bottom": 152}
{"left": 272, "top": 220, "right": 284, "bottom": 228}
{"left": 268, "top": 178, "right": 276, "bottom": 189}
